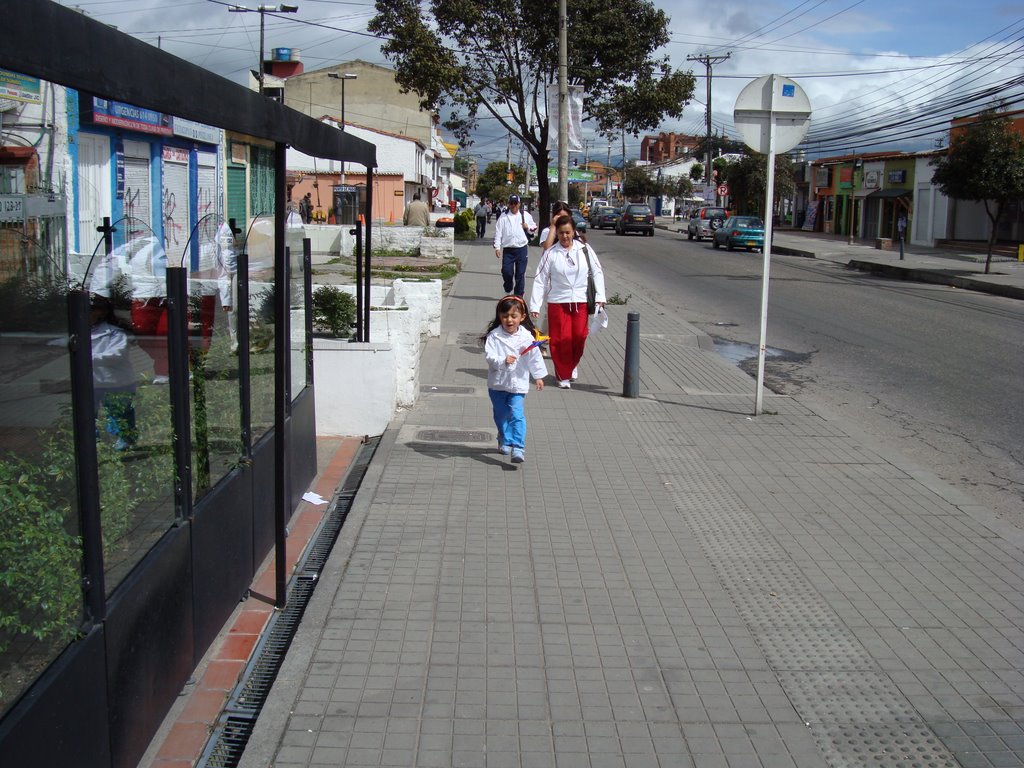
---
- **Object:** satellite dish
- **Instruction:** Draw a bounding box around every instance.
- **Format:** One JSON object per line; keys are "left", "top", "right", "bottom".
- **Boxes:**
{"left": 733, "top": 75, "right": 811, "bottom": 154}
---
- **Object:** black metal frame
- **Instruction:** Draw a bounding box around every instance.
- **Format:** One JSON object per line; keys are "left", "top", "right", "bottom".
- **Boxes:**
{"left": 0, "top": 3, "right": 378, "bottom": 766}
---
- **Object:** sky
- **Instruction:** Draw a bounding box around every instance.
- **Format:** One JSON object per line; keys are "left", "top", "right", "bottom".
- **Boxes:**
{"left": 54, "top": 0, "right": 1024, "bottom": 167}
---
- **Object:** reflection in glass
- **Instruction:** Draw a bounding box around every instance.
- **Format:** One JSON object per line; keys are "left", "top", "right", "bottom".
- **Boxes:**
{"left": 0, "top": 241, "right": 83, "bottom": 716}
{"left": 290, "top": 224, "right": 307, "bottom": 397}
{"left": 245, "top": 213, "right": 277, "bottom": 441}
{"left": 187, "top": 214, "right": 243, "bottom": 499}
{"left": 83, "top": 221, "right": 176, "bottom": 593}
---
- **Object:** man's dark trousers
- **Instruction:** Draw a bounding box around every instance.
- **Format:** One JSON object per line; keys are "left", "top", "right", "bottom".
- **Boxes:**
{"left": 476, "top": 216, "right": 486, "bottom": 238}
{"left": 501, "top": 245, "right": 529, "bottom": 296}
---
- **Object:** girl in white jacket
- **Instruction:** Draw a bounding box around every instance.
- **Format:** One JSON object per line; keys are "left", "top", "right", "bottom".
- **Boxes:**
{"left": 482, "top": 295, "right": 547, "bottom": 464}
{"left": 529, "top": 214, "right": 606, "bottom": 388}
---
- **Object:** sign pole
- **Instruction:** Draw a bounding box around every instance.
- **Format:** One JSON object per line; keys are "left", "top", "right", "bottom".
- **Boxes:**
{"left": 734, "top": 74, "right": 811, "bottom": 416}
{"left": 755, "top": 76, "right": 777, "bottom": 416}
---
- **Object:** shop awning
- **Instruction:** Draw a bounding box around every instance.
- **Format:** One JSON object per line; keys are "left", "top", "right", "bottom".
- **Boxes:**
{"left": 866, "top": 188, "right": 912, "bottom": 199}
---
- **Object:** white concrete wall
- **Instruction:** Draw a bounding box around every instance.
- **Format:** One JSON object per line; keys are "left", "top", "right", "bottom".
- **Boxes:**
{"left": 311, "top": 277, "right": 441, "bottom": 434}
{"left": 313, "top": 340, "right": 396, "bottom": 436}
{"left": 304, "top": 225, "right": 452, "bottom": 261}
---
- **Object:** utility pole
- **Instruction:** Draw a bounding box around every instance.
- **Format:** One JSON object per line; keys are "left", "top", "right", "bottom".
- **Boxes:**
{"left": 606, "top": 143, "right": 612, "bottom": 199}
{"left": 621, "top": 128, "right": 626, "bottom": 202}
{"left": 557, "top": 0, "right": 569, "bottom": 204}
{"left": 523, "top": 132, "right": 532, "bottom": 203}
{"left": 687, "top": 53, "right": 730, "bottom": 189}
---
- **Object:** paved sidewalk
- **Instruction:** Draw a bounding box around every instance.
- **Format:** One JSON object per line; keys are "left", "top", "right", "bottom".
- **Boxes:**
{"left": 240, "top": 238, "right": 1024, "bottom": 768}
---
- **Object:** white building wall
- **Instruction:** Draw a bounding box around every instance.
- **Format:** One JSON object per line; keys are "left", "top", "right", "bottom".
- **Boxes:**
{"left": 912, "top": 156, "right": 951, "bottom": 246}
{"left": 285, "top": 120, "right": 424, "bottom": 182}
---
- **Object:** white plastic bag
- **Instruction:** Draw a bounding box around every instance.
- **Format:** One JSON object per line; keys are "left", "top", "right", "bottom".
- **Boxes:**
{"left": 588, "top": 305, "right": 608, "bottom": 334}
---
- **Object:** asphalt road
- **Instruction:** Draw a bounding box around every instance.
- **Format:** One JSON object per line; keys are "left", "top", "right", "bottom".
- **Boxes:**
{"left": 587, "top": 225, "right": 1024, "bottom": 529}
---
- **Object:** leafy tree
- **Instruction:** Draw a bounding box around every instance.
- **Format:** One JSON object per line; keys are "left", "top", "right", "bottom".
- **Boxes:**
{"left": 475, "top": 162, "right": 526, "bottom": 203}
{"left": 726, "top": 154, "right": 795, "bottom": 216}
{"left": 713, "top": 156, "right": 732, "bottom": 183}
{"left": 453, "top": 156, "right": 472, "bottom": 176}
{"left": 669, "top": 175, "right": 694, "bottom": 199}
{"left": 689, "top": 163, "right": 704, "bottom": 182}
{"left": 931, "top": 108, "right": 1024, "bottom": 273}
{"left": 368, "top": 0, "right": 696, "bottom": 227}
{"left": 622, "top": 164, "right": 666, "bottom": 201}
{"left": 693, "top": 135, "right": 747, "bottom": 161}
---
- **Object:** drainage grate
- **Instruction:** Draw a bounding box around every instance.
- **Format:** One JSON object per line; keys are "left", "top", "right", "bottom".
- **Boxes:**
{"left": 420, "top": 385, "right": 474, "bottom": 394}
{"left": 197, "top": 715, "right": 256, "bottom": 768}
{"left": 196, "top": 436, "right": 379, "bottom": 768}
{"left": 228, "top": 575, "right": 316, "bottom": 715}
{"left": 416, "top": 429, "right": 492, "bottom": 443}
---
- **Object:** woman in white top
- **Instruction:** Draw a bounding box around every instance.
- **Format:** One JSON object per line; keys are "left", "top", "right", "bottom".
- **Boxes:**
{"left": 529, "top": 214, "right": 606, "bottom": 389}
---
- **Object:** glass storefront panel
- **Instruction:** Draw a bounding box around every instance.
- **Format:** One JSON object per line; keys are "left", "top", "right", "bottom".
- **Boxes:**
{"left": 0, "top": 240, "right": 83, "bottom": 716}
{"left": 289, "top": 223, "right": 307, "bottom": 397}
{"left": 188, "top": 215, "right": 243, "bottom": 500}
{"left": 84, "top": 219, "right": 177, "bottom": 593}
{"left": 245, "top": 212, "right": 277, "bottom": 441}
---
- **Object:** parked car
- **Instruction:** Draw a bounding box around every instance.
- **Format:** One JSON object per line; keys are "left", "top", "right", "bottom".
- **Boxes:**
{"left": 712, "top": 216, "right": 765, "bottom": 251}
{"left": 594, "top": 207, "right": 622, "bottom": 230}
{"left": 588, "top": 205, "right": 611, "bottom": 228}
{"left": 615, "top": 203, "right": 655, "bottom": 236}
{"left": 687, "top": 206, "right": 728, "bottom": 240}
{"left": 571, "top": 211, "right": 589, "bottom": 234}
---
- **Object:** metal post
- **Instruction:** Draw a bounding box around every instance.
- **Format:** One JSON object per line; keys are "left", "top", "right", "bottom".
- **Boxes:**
{"left": 166, "top": 266, "right": 193, "bottom": 519}
{"left": 303, "top": 238, "right": 313, "bottom": 383}
{"left": 755, "top": 78, "right": 778, "bottom": 416}
{"left": 274, "top": 142, "right": 289, "bottom": 609}
{"left": 364, "top": 168, "right": 373, "bottom": 340}
{"left": 352, "top": 218, "right": 363, "bottom": 342}
{"left": 232, "top": 219, "right": 252, "bottom": 459}
{"left": 623, "top": 311, "right": 640, "bottom": 398}
{"left": 68, "top": 289, "right": 106, "bottom": 622}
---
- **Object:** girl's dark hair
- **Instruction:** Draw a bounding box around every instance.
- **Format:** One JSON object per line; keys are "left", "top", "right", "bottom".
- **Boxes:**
{"left": 553, "top": 213, "right": 588, "bottom": 244}
{"left": 481, "top": 295, "right": 537, "bottom": 341}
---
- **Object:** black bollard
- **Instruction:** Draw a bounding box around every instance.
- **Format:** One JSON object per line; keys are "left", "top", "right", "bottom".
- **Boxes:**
{"left": 623, "top": 311, "right": 640, "bottom": 398}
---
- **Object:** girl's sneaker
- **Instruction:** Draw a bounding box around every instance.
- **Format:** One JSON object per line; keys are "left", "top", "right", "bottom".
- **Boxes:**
{"left": 511, "top": 448, "right": 525, "bottom": 463}
{"left": 498, "top": 443, "right": 511, "bottom": 455}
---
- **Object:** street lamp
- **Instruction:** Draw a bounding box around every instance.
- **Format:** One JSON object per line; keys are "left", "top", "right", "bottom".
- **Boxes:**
{"left": 228, "top": 4, "right": 298, "bottom": 95}
{"left": 327, "top": 72, "right": 358, "bottom": 131}
{"left": 328, "top": 73, "right": 358, "bottom": 185}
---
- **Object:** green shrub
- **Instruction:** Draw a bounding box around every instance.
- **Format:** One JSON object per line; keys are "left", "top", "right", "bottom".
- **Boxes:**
{"left": 0, "top": 455, "right": 81, "bottom": 654}
{"left": 454, "top": 209, "right": 474, "bottom": 235}
{"left": 0, "top": 273, "right": 70, "bottom": 332}
{"left": 312, "top": 285, "right": 357, "bottom": 338}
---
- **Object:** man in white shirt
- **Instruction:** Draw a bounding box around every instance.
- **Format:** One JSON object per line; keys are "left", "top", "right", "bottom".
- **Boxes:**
{"left": 492, "top": 194, "right": 537, "bottom": 297}
{"left": 474, "top": 200, "right": 489, "bottom": 239}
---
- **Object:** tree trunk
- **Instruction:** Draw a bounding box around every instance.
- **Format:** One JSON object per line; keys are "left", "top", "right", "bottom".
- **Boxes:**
{"left": 983, "top": 200, "right": 1002, "bottom": 275}
{"left": 532, "top": 149, "right": 551, "bottom": 231}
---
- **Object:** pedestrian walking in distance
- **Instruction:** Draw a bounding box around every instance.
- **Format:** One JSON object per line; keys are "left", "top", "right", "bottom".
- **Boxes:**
{"left": 474, "top": 199, "right": 489, "bottom": 239}
{"left": 482, "top": 295, "right": 546, "bottom": 464}
{"left": 492, "top": 194, "right": 537, "bottom": 297}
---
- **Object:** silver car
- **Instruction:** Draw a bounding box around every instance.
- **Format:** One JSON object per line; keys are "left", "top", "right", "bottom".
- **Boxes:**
{"left": 686, "top": 206, "right": 727, "bottom": 241}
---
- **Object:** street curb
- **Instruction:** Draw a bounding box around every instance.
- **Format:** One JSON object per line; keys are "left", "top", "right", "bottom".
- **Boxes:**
{"left": 847, "top": 259, "right": 1024, "bottom": 300}
{"left": 771, "top": 245, "right": 815, "bottom": 258}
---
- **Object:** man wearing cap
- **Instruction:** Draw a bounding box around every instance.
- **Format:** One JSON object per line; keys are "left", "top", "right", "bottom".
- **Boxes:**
{"left": 492, "top": 194, "right": 537, "bottom": 297}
